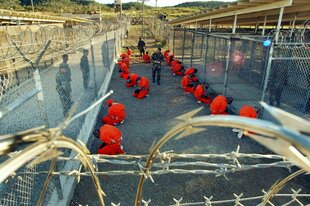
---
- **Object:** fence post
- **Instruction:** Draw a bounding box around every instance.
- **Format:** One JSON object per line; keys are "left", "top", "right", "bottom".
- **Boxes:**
{"left": 172, "top": 29, "right": 176, "bottom": 55}
{"left": 249, "top": 41, "right": 257, "bottom": 83}
{"left": 213, "top": 36, "right": 217, "bottom": 60}
{"left": 90, "top": 39, "right": 97, "bottom": 96}
{"left": 223, "top": 38, "right": 232, "bottom": 96}
{"left": 200, "top": 35, "right": 204, "bottom": 60}
{"left": 261, "top": 44, "right": 274, "bottom": 102}
{"left": 203, "top": 34, "right": 209, "bottom": 82}
{"left": 181, "top": 29, "right": 186, "bottom": 62}
{"left": 106, "top": 33, "right": 110, "bottom": 71}
{"left": 190, "top": 32, "right": 195, "bottom": 67}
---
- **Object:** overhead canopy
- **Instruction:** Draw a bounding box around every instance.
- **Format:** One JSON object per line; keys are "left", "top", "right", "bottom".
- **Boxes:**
{"left": 168, "top": 0, "right": 310, "bottom": 28}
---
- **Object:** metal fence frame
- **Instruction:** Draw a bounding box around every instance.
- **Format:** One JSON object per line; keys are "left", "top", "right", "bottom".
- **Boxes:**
{"left": 168, "top": 28, "right": 310, "bottom": 119}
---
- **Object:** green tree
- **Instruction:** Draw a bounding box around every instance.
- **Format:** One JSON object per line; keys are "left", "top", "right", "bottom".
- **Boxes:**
{"left": 0, "top": 0, "right": 22, "bottom": 10}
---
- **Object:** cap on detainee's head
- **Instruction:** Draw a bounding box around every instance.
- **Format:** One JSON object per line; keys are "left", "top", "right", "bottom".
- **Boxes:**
{"left": 227, "top": 97, "right": 234, "bottom": 104}
{"left": 62, "top": 54, "right": 68, "bottom": 59}
{"left": 106, "top": 99, "right": 114, "bottom": 106}
{"left": 93, "top": 129, "right": 100, "bottom": 138}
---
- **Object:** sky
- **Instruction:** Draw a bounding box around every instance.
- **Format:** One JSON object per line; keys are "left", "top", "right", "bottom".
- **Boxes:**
{"left": 96, "top": 0, "right": 236, "bottom": 7}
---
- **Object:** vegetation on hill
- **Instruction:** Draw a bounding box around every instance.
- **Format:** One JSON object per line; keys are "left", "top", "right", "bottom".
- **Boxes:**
{"left": 105, "top": 2, "right": 152, "bottom": 11}
{"left": 0, "top": 0, "right": 228, "bottom": 19}
{"left": 174, "top": 1, "right": 229, "bottom": 8}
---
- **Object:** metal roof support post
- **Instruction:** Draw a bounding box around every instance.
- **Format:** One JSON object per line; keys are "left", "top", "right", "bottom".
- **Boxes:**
{"left": 232, "top": 14, "right": 237, "bottom": 34}
{"left": 289, "top": 14, "right": 296, "bottom": 38}
{"left": 275, "top": 7, "right": 284, "bottom": 44}
{"left": 262, "top": 16, "right": 267, "bottom": 37}
{"left": 195, "top": 21, "right": 198, "bottom": 30}
{"left": 255, "top": 18, "right": 259, "bottom": 34}
{"left": 209, "top": 19, "right": 212, "bottom": 33}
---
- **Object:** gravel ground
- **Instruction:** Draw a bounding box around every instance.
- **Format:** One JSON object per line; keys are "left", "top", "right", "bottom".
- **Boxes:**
{"left": 70, "top": 61, "right": 310, "bottom": 206}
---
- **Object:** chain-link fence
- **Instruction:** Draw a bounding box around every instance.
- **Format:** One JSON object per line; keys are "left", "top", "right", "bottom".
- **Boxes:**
{"left": 262, "top": 43, "right": 310, "bottom": 120}
{"left": 167, "top": 27, "right": 310, "bottom": 120}
{"left": 0, "top": 16, "right": 130, "bottom": 206}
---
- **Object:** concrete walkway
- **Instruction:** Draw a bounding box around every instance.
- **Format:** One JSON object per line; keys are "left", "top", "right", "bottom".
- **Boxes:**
{"left": 71, "top": 61, "right": 310, "bottom": 206}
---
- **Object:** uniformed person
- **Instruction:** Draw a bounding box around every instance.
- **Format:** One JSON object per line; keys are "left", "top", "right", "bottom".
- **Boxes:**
{"left": 80, "top": 49, "right": 90, "bottom": 89}
{"left": 151, "top": 48, "right": 164, "bottom": 85}
{"left": 56, "top": 54, "right": 73, "bottom": 117}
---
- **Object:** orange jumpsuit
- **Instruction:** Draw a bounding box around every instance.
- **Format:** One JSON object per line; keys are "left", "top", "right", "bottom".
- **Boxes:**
{"left": 210, "top": 95, "right": 229, "bottom": 115}
{"left": 185, "top": 67, "right": 199, "bottom": 82}
{"left": 102, "top": 103, "right": 126, "bottom": 125}
{"left": 97, "top": 124, "right": 125, "bottom": 155}
{"left": 181, "top": 75, "right": 195, "bottom": 93}
{"left": 172, "top": 63, "right": 184, "bottom": 76}
{"left": 126, "top": 49, "right": 132, "bottom": 56}
{"left": 143, "top": 54, "right": 151, "bottom": 63}
{"left": 126, "top": 73, "right": 140, "bottom": 87}
{"left": 120, "top": 53, "right": 128, "bottom": 59}
{"left": 133, "top": 77, "right": 150, "bottom": 99}
{"left": 239, "top": 105, "right": 257, "bottom": 118}
{"left": 119, "top": 63, "right": 130, "bottom": 79}
{"left": 166, "top": 55, "right": 174, "bottom": 65}
{"left": 194, "top": 85, "right": 211, "bottom": 104}
{"left": 164, "top": 50, "right": 170, "bottom": 59}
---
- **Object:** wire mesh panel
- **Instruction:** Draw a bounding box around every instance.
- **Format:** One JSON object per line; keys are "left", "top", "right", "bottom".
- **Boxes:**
{"left": 173, "top": 29, "right": 186, "bottom": 58}
{"left": 204, "top": 35, "right": 228, "bottom": 93}
{"left": 224, "top": 38, "right": 268, "bottom": 102}
{"left": 264, "top": 44, "right": 310, "bottom": 119}
{"left": 191, "top": 32, "right": 206, "bottom": 82}
{"left": 0, "top": 17, "right": 129, "bottom": 206}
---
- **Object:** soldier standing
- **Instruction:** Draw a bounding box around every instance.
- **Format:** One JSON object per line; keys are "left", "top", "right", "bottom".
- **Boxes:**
{"left": 56, "top": 54, "right": 73, "bottom": 117}
{"left": 80, "top": 49, "right": 90, "bottom": 89}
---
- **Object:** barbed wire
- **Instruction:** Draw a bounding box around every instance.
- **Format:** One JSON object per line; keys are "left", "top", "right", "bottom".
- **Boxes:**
{"left": 170, "top": 189, "right": 310, "bottom": 206}
{"left": 0, "top": 16, "right": 131, "bottom": 65}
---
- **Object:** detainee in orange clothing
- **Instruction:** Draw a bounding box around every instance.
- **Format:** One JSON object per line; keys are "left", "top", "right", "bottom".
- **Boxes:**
{"left": 133, "top": 77, "right": 150, "bottom": 99}
{"left": 194, "top": 83, "right": 211, "bottom": 104}
{"left": 239, "top": 105, "right": 258, "bottom": 118}
{"left": 126, "top": 47, "right": 132, "bottom": 56}
{"left": 172, "top": 63, "right": 184, "bottom": 76}
{"left": 185, "top": 67, "right": 199, "bottom": 82}
{"left": 93, "top": 125, "right": 125, "bottom": 155}
{"left": 166, "top": 54, "right": 174, "bottom": 65}
{"left": 164, "top": 50, "right": 170, "bottom": 59}
{"left": 143, "top": 52, "right": 151, "bottom": 63}
{"left": 126, "top": 73, "right": 140, "bottom": 87}
{"left": 181, "top": 75, "right": 196, "bottom": 94}
{"left": 102, "top": 99, "right": 126, "bottom": 125}
{"left": 119, "top": 63, "right": 130, "bottom": 79}
{"left": 210, "top": 95, "right": 233, "bottom": 115}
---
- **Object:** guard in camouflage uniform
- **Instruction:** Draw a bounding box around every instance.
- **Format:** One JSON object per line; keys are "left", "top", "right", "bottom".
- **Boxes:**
{"left": 56, "top": 54, "right": 73, "bottom": 117}
{"left": 151, "top": 48, "right": 164, "bottom": 85}
{"left": 80, "top": 49, "right": 90, "bottom": 89}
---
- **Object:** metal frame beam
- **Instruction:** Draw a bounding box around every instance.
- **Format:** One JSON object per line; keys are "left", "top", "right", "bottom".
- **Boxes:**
{"left": 169, "top": 0, "right": 293, "bottom": 26}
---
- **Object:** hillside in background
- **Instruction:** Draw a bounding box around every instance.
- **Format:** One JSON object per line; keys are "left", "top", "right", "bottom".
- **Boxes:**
{"left": 0, "top": 0, "right": 229, "bottom": 19}
{"left": 174, "top": 1, "right": 229, "bottom": 8}
{"left": 105, "top": 2, "right": 152, "bottom": 10}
